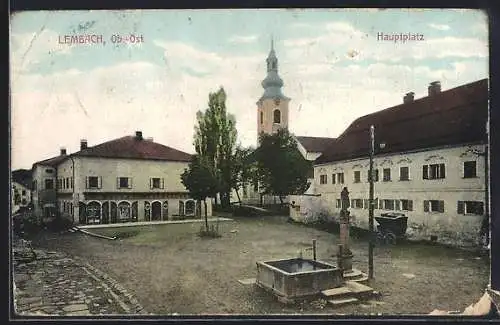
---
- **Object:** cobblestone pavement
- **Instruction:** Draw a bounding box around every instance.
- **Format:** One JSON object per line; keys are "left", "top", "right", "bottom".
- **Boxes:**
{"left": 13, "top": 241, "right": 147, "bottom": 317}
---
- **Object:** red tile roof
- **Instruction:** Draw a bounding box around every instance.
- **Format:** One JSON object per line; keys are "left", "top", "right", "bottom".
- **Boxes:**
{"left": 296, "top": 136, "right": 337, "bottom": 153}
{"left": 33, "top": 155, "right": 68, "bottom": 168}
{"left": 33, "top": 135, "right": 193, "bottom": 167}
{"left": 315, "top": 78, "right": 489, "bottom": 164}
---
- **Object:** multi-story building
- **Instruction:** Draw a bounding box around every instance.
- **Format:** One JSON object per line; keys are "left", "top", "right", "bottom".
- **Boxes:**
{"left": 311, "top": 79, "right": 489, "bottom": 247}
{"left": 11, "top": 169, "right": 32, "bottom": 213}
{"left": 31, "top": 131, "right": 212, "bottom": 225}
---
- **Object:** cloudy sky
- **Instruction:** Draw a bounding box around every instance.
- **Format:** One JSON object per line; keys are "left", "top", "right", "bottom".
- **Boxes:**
{"left": 10, "top": 9, "right": 488, "bottom": 170}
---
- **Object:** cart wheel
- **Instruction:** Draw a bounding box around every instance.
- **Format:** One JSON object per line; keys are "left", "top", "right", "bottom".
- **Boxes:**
{"left": 375, "top": 231, "right": 385, "bottom": 245}
{"left": 385, "top": 232, "right": 397, "bottom": 245}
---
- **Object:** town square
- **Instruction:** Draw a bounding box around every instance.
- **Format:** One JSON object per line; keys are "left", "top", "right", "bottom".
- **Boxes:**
{"left": 10, "top": 9, "right": 497, "bottom": 317}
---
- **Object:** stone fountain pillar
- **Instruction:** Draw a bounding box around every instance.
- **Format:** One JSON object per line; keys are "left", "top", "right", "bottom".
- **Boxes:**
{"left": 337, "top": 187, "right": 353, "bottom": 273}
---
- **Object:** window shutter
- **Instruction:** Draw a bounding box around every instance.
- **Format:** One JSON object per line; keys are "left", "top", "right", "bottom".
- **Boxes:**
{"left": 408, "top": 200, "right": 413, "bottom": 211}
{"left": 440, "top": 164, "right": 446, "bottom": 179}
{"left": 116, "top": 177, "right": 120, "bottom": 189}
{"left": 351, "top": 199, "right": 355, "bottom": 208}
{"left": 439, "top": 200, "right": 445, "bottom": 213}
{"left": 423, "top": 165, "right": 428, "bottom": 179}
{"left": 128, "top": 177, "right": 133, "bottom": 189}
{"left": 395, "top": 200, "right": 401, "bottom": 211}
{"left": 457, "top": 201, "right": 465, "bottom": 214}
{"left": 423, "top": 200, "right": 429, "bottom": 212}
{"left": 98, "top": 176, "right": 102, "bottom": 189}
{"left": 161, "top": 178, "right": 165, "bottom": 189}
{"left": 85, "top": 177, "right": 89, "bottom": 189}
{"left": 149, "top": 178, "right": 153, "bottom": 189}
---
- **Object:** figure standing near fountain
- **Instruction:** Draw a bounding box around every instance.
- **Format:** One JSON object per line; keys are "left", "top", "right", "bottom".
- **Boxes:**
{"left": 338, "top": 187, "right": 353, "bottom": 273}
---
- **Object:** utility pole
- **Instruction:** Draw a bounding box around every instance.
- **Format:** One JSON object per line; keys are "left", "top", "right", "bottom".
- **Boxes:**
{"left": 368, "top": 125, "right": 375, "bottom": 280}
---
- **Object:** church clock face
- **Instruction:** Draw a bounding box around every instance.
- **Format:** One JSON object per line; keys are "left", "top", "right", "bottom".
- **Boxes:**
{"left": 274, "top": 98, "right": 280, "bottom": 106}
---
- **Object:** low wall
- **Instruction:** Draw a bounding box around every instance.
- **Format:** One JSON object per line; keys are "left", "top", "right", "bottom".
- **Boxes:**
{"left": 289, "top": 195, "right": 336, "bottom": 224}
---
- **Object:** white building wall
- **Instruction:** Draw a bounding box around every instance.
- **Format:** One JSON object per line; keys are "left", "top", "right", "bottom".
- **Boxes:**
{"left": 61, "top": 156, "right": 211, "bottom": 224}
{"left": 11, "top": 182, "right": 31, "bottom": 213}
{"left": 312, "top": 143, "right": 487, "bottom": 247}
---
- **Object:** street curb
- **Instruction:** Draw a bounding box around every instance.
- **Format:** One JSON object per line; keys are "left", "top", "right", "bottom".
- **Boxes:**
{"left": 77, "top": 258, "right": 148, "bottom": 315}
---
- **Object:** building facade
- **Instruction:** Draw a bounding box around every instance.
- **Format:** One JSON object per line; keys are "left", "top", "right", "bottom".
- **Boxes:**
{"left": 11, "top": 182, "right": 31, "bottom": 214}
{"left": 238, "top": 40, "right": 335, "bottom": 205}
{"left": 31, "top": 132, "right": 212, "bottom": 225}
{"left": 307, "top": 79, "right": 489, "bottom": 247}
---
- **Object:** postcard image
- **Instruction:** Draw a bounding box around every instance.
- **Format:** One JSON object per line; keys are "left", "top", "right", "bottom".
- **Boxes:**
{"left": 10, "top": 9, "right": 495, "bottom": 318}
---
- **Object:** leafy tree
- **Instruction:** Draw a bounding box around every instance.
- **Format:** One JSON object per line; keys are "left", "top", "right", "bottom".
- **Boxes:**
{"left": 255, "top": 128, "right": 311, "bottom": 205}
{"left": 230, "top": 145, "right": 256, "bottom": 204}
{"left": 181, "top": 155, "right": 218, "bottom": 231}
{"left": 193, "top": 87, "right": 237, "bottom": 208}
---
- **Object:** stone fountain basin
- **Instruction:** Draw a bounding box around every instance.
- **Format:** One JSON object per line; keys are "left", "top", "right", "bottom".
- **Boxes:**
{"left": 256, "top": 258, "right": 343, "bottom": 300}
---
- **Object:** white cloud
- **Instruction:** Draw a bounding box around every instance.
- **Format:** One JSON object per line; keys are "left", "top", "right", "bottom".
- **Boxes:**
{"left": 228, "top": 34, "right": 258, "bottom": 43}
{"left": 10, "top": 29, "right": 73, "bottom": 78}
{"left": 428, "top": 23, "right": 450, "bottom": 31}
{"left": 283, "top": 22, "right": 487, "bottom": 64}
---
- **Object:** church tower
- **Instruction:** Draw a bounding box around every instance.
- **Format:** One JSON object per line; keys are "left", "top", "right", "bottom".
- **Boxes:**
{"left": 257, "top": 38, "right": 290, "bottom": 141}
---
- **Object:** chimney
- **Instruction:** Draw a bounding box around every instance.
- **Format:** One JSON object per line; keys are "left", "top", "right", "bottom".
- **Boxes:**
{"left": 60, "top": 147, "right": 67, "bottom": 156}
{"left": 403, "top": 92, "right": 415, "bottom": 104}
{"left": 80, "top": 139, "right": 88, "bottom": 150}
{"left": 135, "top": 131, "right": 143, "bottom": 140}
{"left": 428, "top": 81, "right": 441, "bottom": 96}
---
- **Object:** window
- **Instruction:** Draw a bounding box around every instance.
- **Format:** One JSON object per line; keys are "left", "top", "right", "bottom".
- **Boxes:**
{"left": 423, "top": 163, "right": 445, "bottom": 180}
{"left": 463, "top": 161, "right": 477, "bottom": 178}
{"left": 150, "top": 177, "right": 164, "bottom": 189}
{"left": 336, "top": 199, "right": 341, "bottom": 208}
{"left": 86, "top": 176, "right": 101, "bottom": 189}
{"left": 399, "top": 166, "right": 410, "bottom": 181}
{"left": 320, "top": 175, "right": 327, "bottom": 184}
{"left": 336, "top": 173, "right": 344, "bottom": 184}
{"left": 273, "top": 109, "right": 281, "bottom": 124}
{"left": 400, "top": 199, "right": 413, "bottom": 211}
{"left": 383, "top": 168, "right": 391, "bottom": 182}
{"left": 367, "top": 169, "right": 379, "bottom": 182}
{"left": 331, "top": 174, "right": 336, "bottom": 184}
{"left": 353, "top": 199, "right": 363, "bottom": 209}
{"left": 118, "top": 177, "right": 132, "bottom": 189}
{"left": 45, "top": 179, "right": 54, "bottom": 190}
{"left": 260, "top": 111, "right": 264, "bottom": 124}
{"left": 66, "top": 177, "right": 70, "bottom": 189}
{"left": 458, "top": 201, "right": 484, "bottom": 215}
{"left": 45, "top": 168, "right": 54, "bottom": 174}
{"left": 32, "top": 180, "right": 37, "bottom": 191}
{"left": 364, "top": 199, "right": 369, "bottom": 209}
{"left": 424, "top": 200, "right": 445, "bottom": 213}
{"left": 383, "top": 199, "right": 395, "bottom": 210}
{"left": 353, "top": 171, "right": 361, "bottom": 183}
{"left": 71, "top": 177, "right": 74, "bottom": 189}
{"left": 22, "top": 190, "right": 26, "bottom": 195}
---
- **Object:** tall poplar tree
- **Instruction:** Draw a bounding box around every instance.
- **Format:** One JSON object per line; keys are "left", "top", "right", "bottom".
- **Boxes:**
{"left": 193, "top": 87, "right": 237, "bottom": 208}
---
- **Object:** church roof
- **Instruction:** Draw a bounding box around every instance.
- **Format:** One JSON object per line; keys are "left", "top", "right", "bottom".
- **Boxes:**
{"left": 295, "top": 136, "right": 337, "bottom": 153}
{"left": 33, "top": 133, "right": 193, "bottom": 168}
{"left": 315, "top": 78, "right": 489, "bottom": 164}
{"left": 258, "top": 39, "right": 290, "bottom": 104}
